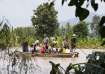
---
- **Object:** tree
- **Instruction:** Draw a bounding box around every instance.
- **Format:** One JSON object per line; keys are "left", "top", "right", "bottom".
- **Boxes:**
{"left": 73, "top": 22, "right": 89, "bottom": 38}
{"left": 9, "top": 27, "right": 17, "bottom": 46}
{"left": 47, "top": 1, "right": 105, "bottom": 74}
{"left": 31, "top": 3, "right": 59, "bottom": 38}
{"left": 0, "top": 22, "right": 11, "bottom": 49}
{"left": 14, "top": 27, "right": 36, "bottom": 45}
{"left": 50, "top": 0, "right": 105, "bottom": 38}
{"left": 65, "top": 23, "right": 73, "bottom": 37}
{"left": 90, "top": 15, "right": 101, "bottom": 37}
{"left": 99, "top": 16, "right": 105, "bottom": 45}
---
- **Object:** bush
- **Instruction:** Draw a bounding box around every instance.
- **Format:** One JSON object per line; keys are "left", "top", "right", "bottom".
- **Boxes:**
{"left": 77, "top": 38, "right": 104, "bottom": 49}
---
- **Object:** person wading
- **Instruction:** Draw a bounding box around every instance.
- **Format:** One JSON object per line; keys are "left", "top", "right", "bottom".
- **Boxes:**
{"left": 21, "top": 40, "right": 28, "bottom": 52}
{"left": 43, "top": 35, "right": 49, "bottom": 52}
{"left": 70, "top": 34, "right": 77, "bottom": 52}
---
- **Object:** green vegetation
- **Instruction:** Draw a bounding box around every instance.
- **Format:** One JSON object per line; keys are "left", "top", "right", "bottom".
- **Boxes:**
{"left": 31, "top": 2, "right": 59, "bottom": 38}
{"left": 77, "top": 38, "right": 104, "bottom": 49}
{"left": 0, "top": 1, "right": 105, "bottom": 74}
{"left": 0, "top": 1, "right": 105, "bottom": 49}
{"left": 50, "top": 0, "right": 105, "bottom": 45}
{"left": 0, "top": 20, "right": 11, "bottom": 49}
{"left": 0, "top": 19, "right": 36, "bottom": 49}
{"left": 48, "top": 1, "right": 105, "bottom": 73}
{"left": 14, "top": 27, "right": 36, "bottom": 46}
{"left": 0, "top": 18, "right": 104, "bottom": 49}
{"left": 73, "top": 22, "right": 89, "bottom": 38}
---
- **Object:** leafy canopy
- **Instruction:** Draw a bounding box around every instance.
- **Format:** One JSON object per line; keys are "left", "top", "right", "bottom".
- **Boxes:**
{"left": 31, "top": 2, "right": 59, "bottom": 38}
{"left": 50, "top": 0, "right": 105, "bottom": 45}
{"left": 0, "top": 21, "right": 11, "bottom": 49}
{"left": 73, "top": 22, "right": 89, "bottom": 38}
{"left": 14, "top": 27, "right": 35, "bottom": 45}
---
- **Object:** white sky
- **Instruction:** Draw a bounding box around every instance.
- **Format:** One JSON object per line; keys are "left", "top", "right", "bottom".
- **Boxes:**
{"left": 0, "top": 0, "right": 105, "bottom": 28}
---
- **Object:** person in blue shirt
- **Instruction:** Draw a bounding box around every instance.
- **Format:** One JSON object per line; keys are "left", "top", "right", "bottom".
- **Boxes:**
{"left": 21, "top": 40, "right": 28, "bottom": 52}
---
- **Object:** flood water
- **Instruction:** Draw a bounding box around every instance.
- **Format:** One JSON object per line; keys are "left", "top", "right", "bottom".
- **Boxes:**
{"left": 0, "top": 48, "right": 103, "bottom": 74}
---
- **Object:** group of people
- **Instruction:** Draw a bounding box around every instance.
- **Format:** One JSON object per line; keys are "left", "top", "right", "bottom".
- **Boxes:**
{"left": 21, "top": 34, "right": 77, "bottom": 54}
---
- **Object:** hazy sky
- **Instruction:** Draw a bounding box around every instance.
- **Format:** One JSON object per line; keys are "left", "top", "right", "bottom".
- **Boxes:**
{"left": 0, "top": 0, "right": 105, "bottom": 28}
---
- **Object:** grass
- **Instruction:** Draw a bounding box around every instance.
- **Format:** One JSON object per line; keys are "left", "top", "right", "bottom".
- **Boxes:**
{"left": 77, "top": 38, "right": 105, "bottom": 49}
{"left": 9, "top": 36, "right": 105, "bottom": 49}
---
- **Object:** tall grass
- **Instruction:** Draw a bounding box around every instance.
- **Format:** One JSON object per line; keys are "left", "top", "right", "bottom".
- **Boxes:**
{"left": 77, "top": 38, "right": 104, "bottom": 49}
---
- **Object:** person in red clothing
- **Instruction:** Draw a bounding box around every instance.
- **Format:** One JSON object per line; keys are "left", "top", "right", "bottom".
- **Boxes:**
{"left": 40, "top": 43, "right": 45, "bottom": 54}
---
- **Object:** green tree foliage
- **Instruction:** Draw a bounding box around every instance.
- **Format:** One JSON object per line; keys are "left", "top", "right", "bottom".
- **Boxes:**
{"left": 60, "top": 25, "right": 66, "bottom": 36}
{"left": 99, "top": 16, "right": 105, "bottom": 39}
{"left": 14, "top": 27, "right": 25, "bottom": 43}
{"left": 31, "top": 3, "right": 59, "bottom": 38}
{"left": 0, "top": 22, "right": 11, "bottom": 49}
{"left": 99, "top": 16, "right": 105, "bottom": 45}
{"left": 9, "top": 27, "right": 18, "bottom": 47}
{"left": 14, "top": 27, "right": 35, "bottom": 45}
{"left": 50, "top": 0, "right": 105, "bottom": 44}
{"left": 92, "top": 15, "right": 100, "bottom": 25}
{"left": 90, "top": 15, "right": 101, "bottom": 37}
{"left": 65, "top": 23, "right": 73, "bottom": 37}
{"left": 73, "top": 22, "right": 89, "bottom": 38}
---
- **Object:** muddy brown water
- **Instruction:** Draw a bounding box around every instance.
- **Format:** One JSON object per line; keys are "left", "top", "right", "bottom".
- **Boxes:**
{"left": 0, "top": 48, "right": 105, "bottom": 74}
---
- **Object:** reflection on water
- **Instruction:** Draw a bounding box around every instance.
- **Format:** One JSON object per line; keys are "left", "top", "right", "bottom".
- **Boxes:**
{"left": 34, "top": 49, "right": 88, "bottom": 74}
{"left": 34, "top": 57, "right": 77, "bottom": 74}
{"left": 0, "top": 49, "right": 92, "bottom": 74}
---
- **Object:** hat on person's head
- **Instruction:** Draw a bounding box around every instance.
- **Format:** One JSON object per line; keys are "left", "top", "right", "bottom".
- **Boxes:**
{"left": 72, "top": 34, "right": 76, "bottom": 37}
{"left": 34, "top": 40, "right": 39, "bottom": 44}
